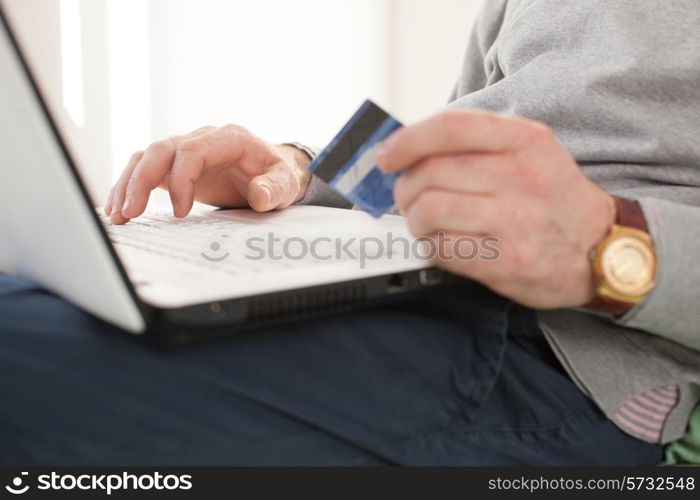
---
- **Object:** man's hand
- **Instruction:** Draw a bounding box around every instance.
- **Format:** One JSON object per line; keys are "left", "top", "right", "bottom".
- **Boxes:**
{"left": 377, "top": 110, "right": 616, "bottom": 309}
{"left": 104, "top": 125, "right": 312, "bottom": 225}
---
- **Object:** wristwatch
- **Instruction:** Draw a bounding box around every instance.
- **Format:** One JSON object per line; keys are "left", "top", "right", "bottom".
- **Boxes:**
{"left": 584, "top": 196, "right": 657, "bottom": 317}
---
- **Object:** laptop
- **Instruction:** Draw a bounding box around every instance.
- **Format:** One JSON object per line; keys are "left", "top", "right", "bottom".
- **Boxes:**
{"left": 0, "top": 5, "right": 454, "bottom": 342}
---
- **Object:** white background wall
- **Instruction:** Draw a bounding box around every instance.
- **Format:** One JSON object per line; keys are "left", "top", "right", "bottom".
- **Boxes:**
{"left": 3, "top": 0, "right": 482, "bottom": 203}
{"left": 392, "top": 0, "right": 482, "bottom": 121}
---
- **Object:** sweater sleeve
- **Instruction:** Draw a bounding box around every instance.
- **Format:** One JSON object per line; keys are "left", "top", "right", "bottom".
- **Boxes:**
{"left": 448, "top": 0, "right": 700, "bottom": 350}
{"left": 619, "top": 198, "right": 700, "bottom": 351}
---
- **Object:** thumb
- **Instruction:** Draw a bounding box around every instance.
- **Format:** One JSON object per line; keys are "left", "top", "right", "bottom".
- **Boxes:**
{"left": 247, "top": 164, "right": 299, "bottom": 212}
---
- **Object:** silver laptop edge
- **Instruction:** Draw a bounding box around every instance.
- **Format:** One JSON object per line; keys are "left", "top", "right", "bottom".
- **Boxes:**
{"left": 0, "top": 7, "right": 146, "bottom": 333}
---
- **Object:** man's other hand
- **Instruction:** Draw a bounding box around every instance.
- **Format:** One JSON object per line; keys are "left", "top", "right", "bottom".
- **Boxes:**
{"left": 104, "top": 125, "right": 312, "bottom": 225}
{"left": 376, "top": 110, "right": 616, "bottom": 309}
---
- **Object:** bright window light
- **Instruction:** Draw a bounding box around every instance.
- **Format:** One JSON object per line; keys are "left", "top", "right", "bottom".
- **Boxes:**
{"left": 59, "top": 0, "right": 85, "bottom": 127}
{"left": 107, "top": 0, "right": 151, "bottom": 183}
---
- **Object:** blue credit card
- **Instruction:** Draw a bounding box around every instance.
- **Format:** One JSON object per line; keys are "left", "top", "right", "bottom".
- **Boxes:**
{"left": 309, "top": 100, "right": 402, "bottom": 218}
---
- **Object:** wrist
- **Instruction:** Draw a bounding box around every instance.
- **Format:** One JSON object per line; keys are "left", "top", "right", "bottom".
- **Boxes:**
{"left": 278, "top": 144, "right": 312, "bottom": 169}
{"left": 583, "top": 195, "right": 657, "bottom": 315}
{"left": 277, "top": 144, "right": 313, "bottom": 203}
{"left": 579, "top": 189, "right": 617, "bottom": 304}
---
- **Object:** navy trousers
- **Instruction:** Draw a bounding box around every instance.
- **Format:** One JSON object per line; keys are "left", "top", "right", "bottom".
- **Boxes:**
{"left": 0, "top": 273, "right": 663, "bottom": 465}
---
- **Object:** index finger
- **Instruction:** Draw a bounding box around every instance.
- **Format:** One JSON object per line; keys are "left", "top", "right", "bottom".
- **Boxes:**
{"left": 121, "top": 126, "right": 214, "bottom": 219}
{"left": 376, "top": 110, "right": 534, "bottom": 173}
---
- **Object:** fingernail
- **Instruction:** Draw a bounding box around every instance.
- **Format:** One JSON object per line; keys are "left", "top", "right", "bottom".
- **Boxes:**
{"left": 121, "top": 198, "right": 131, "bottom": 215}
{"left": 173, "top": 201, "right": 187, "bottom": 218}
{"left": 376, "top": 139, "right": 395, "bottom": 170}
{"left": 113, "top": 200, "right": 122, "bottom": 215}
{"left": 381, "top": 133, "right": 399, "bottom": 152}
{"left": 258, "top": 183, "right": 272, "bottom": 207}
{"left": 376, "top": 150, "right": 389, "bottom": 171}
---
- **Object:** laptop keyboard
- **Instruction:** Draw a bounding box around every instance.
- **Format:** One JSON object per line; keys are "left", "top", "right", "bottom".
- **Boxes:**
{"left": 100, "top": 211, "right": 351, "bottom": 276}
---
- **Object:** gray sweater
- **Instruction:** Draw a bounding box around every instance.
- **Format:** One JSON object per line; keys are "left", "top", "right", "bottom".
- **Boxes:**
{"left": 301, "top": 0, "right": 700, "bottom": 443}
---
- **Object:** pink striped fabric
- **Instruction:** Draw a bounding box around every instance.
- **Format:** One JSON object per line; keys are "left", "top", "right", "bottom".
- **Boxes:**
{"left": 613, "top": 384, "right": 680, "bottom": 442}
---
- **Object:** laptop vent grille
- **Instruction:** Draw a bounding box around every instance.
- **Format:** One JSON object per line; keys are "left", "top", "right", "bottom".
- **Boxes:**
{"left": 246, "top": 283, "right": 367, "bottom": 324}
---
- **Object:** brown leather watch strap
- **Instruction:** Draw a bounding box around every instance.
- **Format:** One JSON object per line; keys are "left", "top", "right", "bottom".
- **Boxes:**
{"left": 584, "top": 295, "right": 634, "bottom": 317}
{"left": 614, "top": 195, "right": 648, "bottom": 232}
{"left": 584, "top": 196, "right": 648, "bottom": 317}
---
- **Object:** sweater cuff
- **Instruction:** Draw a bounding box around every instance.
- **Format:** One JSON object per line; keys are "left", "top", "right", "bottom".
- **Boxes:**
{"left": 282, "top": 142, "right": 353, "bottom": 209}
{"left": 613, "top": 197, "right": 700, "bottom": 351}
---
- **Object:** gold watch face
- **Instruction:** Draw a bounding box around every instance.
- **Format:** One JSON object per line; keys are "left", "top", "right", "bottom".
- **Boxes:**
{"left": 600, "top": 235, "right": 656, "bottom": 297}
